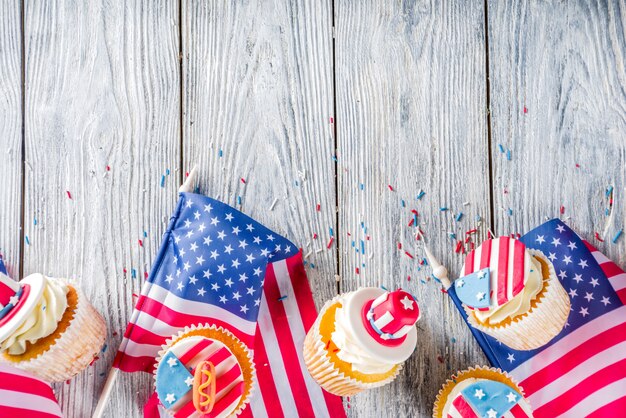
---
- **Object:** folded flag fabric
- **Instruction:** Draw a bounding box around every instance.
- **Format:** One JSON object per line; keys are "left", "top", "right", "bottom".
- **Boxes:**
{"left": 447, "top": 219, "right": 626, "bottom": 417}
{"left": 0, "top": 363, "right": 63, "bottom": 417}
{"left": 113, "top": 192, "right": 345, "bottom": 417}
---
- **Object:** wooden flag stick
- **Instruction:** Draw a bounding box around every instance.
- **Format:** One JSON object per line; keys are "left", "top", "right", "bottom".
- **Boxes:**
{"left": 93, "top": 168, "right": 199, "bottom": 417}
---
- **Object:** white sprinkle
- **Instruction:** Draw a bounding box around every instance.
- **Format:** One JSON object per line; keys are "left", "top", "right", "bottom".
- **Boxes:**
{"left": 315, "top": 248, "right": 323, "bottom": 254}
{"left": 304, "top": 251, "right": 312, "bottom": 259}
{"left": 269, "top": 198, "right": 278, "bottom": 211}
{"left": 463, "top": 201, "right": 470, "bottom": 206}
{"left": 335, "top": 274, "right": 342, "bottom": 282}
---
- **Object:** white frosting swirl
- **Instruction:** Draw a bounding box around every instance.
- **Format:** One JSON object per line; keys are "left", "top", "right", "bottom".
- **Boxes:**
{"left": 0, "top": 277, "right": 68, "bottom": 355}
{"left": 331, "top": 294, "right": 396, "bottom": 374}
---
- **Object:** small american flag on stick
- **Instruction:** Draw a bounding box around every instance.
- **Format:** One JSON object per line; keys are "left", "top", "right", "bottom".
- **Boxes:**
{"left": 446, "top": 219, "right": 626, "bottom": 417}
{"left": 96, "top": 170, "right": 345, "bottom": 417}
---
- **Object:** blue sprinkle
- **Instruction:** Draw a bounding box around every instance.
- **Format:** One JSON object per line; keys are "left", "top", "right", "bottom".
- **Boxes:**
{"left": 456, "top": 212, "right": 463, "bottom": 222}
{"left": 131, "top": 269, "right": 137, "bottom": 279}
{"left": 606, "top": 208, "right": 610, "bottom": 216}
{"left": 25, "top": 236, "right": 30, "bottom": 245}
{"left": 351, "top": 241, "right": 355, "bottom": 247}
{"left": 329, "top": 227, "right": 334, "bottom": 237}
{"left": 440, "top": 207, "right": 448, "bottom": 211}
{"left": 420, "top": 279, "right": 426, "bottom": 284}
{"left": 42, "top": 305, "right": 45, "bottom": 311}
{"left": 380, "top": 285, "right": 388, "bottom": 291}
{"left": 332, "top": 155, "right": 337, "bottom": 162}
{"left": 218, "top": 149, "right": 223, "bottom": 157}
{"left": 166, "top": 168, "right": 170, "bottom": 176}
{"left": 99, "top": 372, "right": 106, "bottom": 377}
{"left": 613, "top": 228, "right": 623, "bottom": 244}
{"left": 295, "top": 181, "right": 299, "bottom": 186}
{"left": 360, "top": 183, "right": 364, "bottom": 190}
{"left": 237, "top": 196, "right": 242, "bottom": 205}
{"left": 416, "top": 190, "right": 426, "bottom": 200}
{"left": 143, "top": 231, "right": 148, "bottom": 238}
{"left": 606, "top": 186, "right": 613, "bottom": 197}
{"left": 422, "top": 258, "right": 428, "bottom": 265}
{"left": 506, "top": 149, "right": 512, "bottom": 160}
{"left": 449, "top": 233, "right": 456, "bottom": 240}
{"left": 475, "top": 215, "right": 482, "bottom": 221}
{"left": 310, "top": 263, "right": 315, "bottom": 268}
{"left": 360, "top": 240, "right": 365, "bottom": 254}
{"left": 451, "top": 337, "right": 457, "bottom": 343}
{"left": 160, "top": 175, "right": 165, "bottom": 187}
{"left": 102, "top": 344, "right": 108, "bottom": 353}
{"left": 498, "top": 144, "right": 505, "bottom": 153}
{"left": 401, "top": 199, "right": 405, "bottom": 207}
{"left": 508, "top": 208, "right": 513, "bottom": 216}
{"left": 34, "top": 218, "right": 37, "bottom": 226}
{"left": 413, "top": 213, "right": 418, "bottom": 226}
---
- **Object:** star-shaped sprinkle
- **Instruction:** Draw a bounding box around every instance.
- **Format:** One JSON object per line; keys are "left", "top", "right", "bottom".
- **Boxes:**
{"left": 167, "top": 357, "right": 178, "bottom": 367}
{"left": 474, "top": 389, "right": 485, "bottom": 399}
{"left": 506, "top": 392, "right": 517, "bottom": 403}
{"left": 400, "top": 296, "right": 414, "bottom": 310}
{"left": 487, "top": 408, "right": 497, "bottom": 418}
{"left": 456, "top": 279, "right": 465, "bottom": 288}
{"left": 165, "top": 393, "right": 176, "bottom": 404}
{"left": 476, "top": 292, "right": 486, "bottom": 301}
{"left": 8, "top": 295, "right": 19, "bottom": 306}
{"left": 185, "top": 376, "right": 193, "bottom": 387}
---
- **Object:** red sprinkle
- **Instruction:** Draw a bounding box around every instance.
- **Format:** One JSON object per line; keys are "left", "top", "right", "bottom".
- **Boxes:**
{"left": 388, "top": 185, "right": 394, "bottom": 191}
{"left": 325, "top": 340, "right": 331, "bottom": 349}
{"left": 313, "top": 233, "right": 318, "bottom": 239}
{"left": 407, "top": 275, "right": 411, "bottom": 282}
{"left": 332, "top": 348, "right": 340, "bottom": 353}
{"left": 466, "top": 229, "right": 478, "bottom": 235}
{"left": 560, "top": 205, "right": 565, "bottom": 215}
{"left": 464, "top": 236, "right": 471, "bottom": 244}
{"left": 241, "top": 178, "right": 246, "bottom": 184}
{"left": 123, "top": 268, "right": 127, "bottom": 273}
{"left": 595, "top": 232, "right": 604, "bottom": 242}
{"left": 455, "top": 240, "right": 463, "bottom": 253}
{"left": 437, "top": 355, "right": 445, "bottom": 363}
{"left": 316, "top": 203, "right": 321, "bottom": 212}
{"left": 138, "top": 239, "right": 143, "bottom": 247}
{"left": 326, "top": 237, "right": 334, "bottom": 249}
{"left": 404, "top": 251, "right": 414, "bottom": 259}
{"left": 66, "top": 191, "right": 72, "bottom": 199}
{"left": 185, "top": 171, "right": 189, "bottom": 177}
{"left": 408, "top": 218, "right": 415, "bottom": 227}
{"left": 523, "top": 106, "right": 528, "bottom": 114}
{"left": 329, "top": 117, "right": 334, "bottom": 123}
{"left": 411, "top": 209, "right": 418, "bottom": 215}
{"left": 106, "top": 165, "right": 110, "bottom": 171}
{"left": 144, "top": 271, "right": 148, "bottom": 279}
{"left": 355, "top": 267, "right": 360, "bottom": 275}
{"left": 397, "top": 242, "right": 402, "bottom": 250}
{"left": 575, "top": 163, "right": 580, "bottom": 168}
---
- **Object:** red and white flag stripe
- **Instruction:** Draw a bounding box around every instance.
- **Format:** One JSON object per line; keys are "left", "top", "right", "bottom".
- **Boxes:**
{"left": 510, "top": 244, "right": 626, "bottom": 417}
{"left": 464, "top": 237, "right": 527, "bottom": 309}
{"left": 0, "top": 363, "right": 63, "bottom": 418}
{"left": 247, "top": 254, "right": 345, "bottom": 418}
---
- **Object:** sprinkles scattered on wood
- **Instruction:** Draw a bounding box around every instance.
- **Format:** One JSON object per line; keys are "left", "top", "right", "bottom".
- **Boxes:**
{"left": 595, "top": 232, "right": 604, "bottom": 242}
{"left": 455, "top": 212, "right": 463, "bottom": 222}
{"left": 416, "top": 190, "right": 425, "bottom": 200}
{"left": 269, "top": 198, "right": 278, "bottom": 211}
{"left": 160, "top": 175, "right": 166, "bottom": 188}
{"left": 388, "top": 184, "right": 394, "bottom": 192}
{"left": 560, "top": 205, "right": 565, "bottom": 215}
{"left": 316, "top": 203, "right": 320, "bottom": 212}
{"left": 25, "top": 236, "right": 30, "bottom": 245}
{"left": 439, "top": 207, "right": 448, "bottom": 211}
{"left": 138, "top": 239, "right": 143, "bottom": 247}
{"left": 613, "top": 228, "right": 623, "bottom": 244}
{"left": 326, "top": 237, "right": 334, "bottom": 249}
{"left": 66, "top": 191, "right": 72, "bottom": 200}
{"left": 404, "top": 251, "right": 414, "bottom": 259}
{"left": 498, "top": 144, "right": 505, "bottom": 153}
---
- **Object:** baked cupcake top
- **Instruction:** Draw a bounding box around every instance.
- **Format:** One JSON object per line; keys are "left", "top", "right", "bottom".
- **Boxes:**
{"left": 0, "top": 272, "right": 68, "bottom": 355}
{"left": 456, "top": 237, "right": 544, "bottom": 324}
{"left": 331, "top": 288, "right": 420, "bottom": 373}
{"left": 155, "top": 333, "right": 250, "bottom": 417}
{"left": 441, "top": 377, "right": 532, "bottom": 417}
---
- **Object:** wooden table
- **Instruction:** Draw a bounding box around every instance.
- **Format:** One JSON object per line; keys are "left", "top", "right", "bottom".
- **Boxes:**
{"left": 0, "top": 1, "right": 624, "bottom": 416}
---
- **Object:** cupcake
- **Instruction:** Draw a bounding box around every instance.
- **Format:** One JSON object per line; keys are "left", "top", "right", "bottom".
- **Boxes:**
{"left": 153, "top": 324, "right": 255, "bottom": 417}
{"left": 0, "top": 268, "right": 106, "bottom": 382}
{"left": 456, "top": 236, "right": 569, "bottom": 350}
{"left": 433, "top": 366, "right": 534, "bottom": 418}
{"left": 303, "top": 287, "right": 420, "bottom": 396}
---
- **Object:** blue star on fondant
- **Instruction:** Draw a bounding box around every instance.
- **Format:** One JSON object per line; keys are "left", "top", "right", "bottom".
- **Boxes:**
{"left": 156, "top": 351, "right": 193, "bottom": 406}
{"left": 455, "top": 268, "right": 491, "bottom": 309}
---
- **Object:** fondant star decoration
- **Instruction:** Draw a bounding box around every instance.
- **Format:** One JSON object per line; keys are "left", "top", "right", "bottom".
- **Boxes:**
{"left": 400, "top": 295, "right": 414, "bottom": 310}
{"left": 184, "top": 376, "right": 193, "bottom": 387}
{"left": 487, "top": 408, "right": 497, "bottom": 418}
{"left": 474, "top": 388, "right": 485, "bottom": 399}
{"left": 165, "top": 393, "right": 176, "bottom": 404}
{"left": 8, "top": 295, "right": 19, "bottom": 306}
{"left": 167, "top": 357, "right": 178, "bottom": 367}
{"left": 455, "top": 267, "right": 491, "bottom": 309}
{"left": 506, "top": 392, "right": 517, "bottom": 403}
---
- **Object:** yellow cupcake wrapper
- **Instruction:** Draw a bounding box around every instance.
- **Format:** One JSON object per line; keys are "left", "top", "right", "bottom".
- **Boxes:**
{"left": 3, "top": 282, "right": 106, "bottom": 382}
{"left": 303, "top": 295, "right": 401, "bottom": 397}
{"left": 154, "top": 324, "right": 256, "bottom": 417}
{"left": 432, "top": 366, "right": 527, "bottom": 418}
{"left": 465, "top": 250, "right": 570, "bottom": 350}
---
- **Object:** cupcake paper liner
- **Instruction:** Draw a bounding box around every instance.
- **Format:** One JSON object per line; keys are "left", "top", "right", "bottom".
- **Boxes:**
{"left": 154, "top": 324, "right": 256, "bottom": 418}
{"left": 302, "top": 295, "right": 401, "bottom": 397}
{"left": 6, "top": 282, "right": 106, "bottom": 382}
{"left": 432, "top": 366, "right": 527, "bottom": 418}
{"left": 464, "top": 250, "right": 570, "bottom": 350}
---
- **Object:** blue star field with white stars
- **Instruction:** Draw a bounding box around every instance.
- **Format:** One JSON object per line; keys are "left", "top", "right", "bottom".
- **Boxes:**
{"left": 149, "top": 193, "right": 297, "bottom": 322}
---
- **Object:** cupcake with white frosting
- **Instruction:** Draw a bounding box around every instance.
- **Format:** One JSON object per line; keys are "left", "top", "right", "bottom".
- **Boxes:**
{"left": 303, "top": 287, "right": 420, "bottom": 396}
{"left": 0, "top": 263, "right": 105, "bottom": 382}
{"left": 456, "top": 236, "right": 569, "bottom": 350}
{"left": 433, "top": 366, "right": 534, "bottom": 418}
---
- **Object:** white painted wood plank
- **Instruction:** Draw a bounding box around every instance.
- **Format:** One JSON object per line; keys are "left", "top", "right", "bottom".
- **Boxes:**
{"left": 0, "top": 2, "right": 22, "bottom": 279}
{"left": 488, "top": 0, "right": 626, "bottom": 265}
{"left": 335, "top": 1, "right": 490, "bottom": 416}
{"left": 182, "top": 0, "right": 337, "bottom": 312}
{"left": 23, "top": 1, "right": 180, "bottom": 416}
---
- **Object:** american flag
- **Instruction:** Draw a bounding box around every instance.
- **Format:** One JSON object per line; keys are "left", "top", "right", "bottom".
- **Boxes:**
{"left": 448, "top": 219, "right": 626, "bottom": 417}
{"left": 114, "top": 192, "right": 345, "bottom": 417}
{"left": 0, "top": 363, "right": 63, "bottom": 417}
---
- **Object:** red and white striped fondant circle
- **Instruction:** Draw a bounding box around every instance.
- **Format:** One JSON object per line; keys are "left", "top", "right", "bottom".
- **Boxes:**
{"left": 463, "top": 237, "right": 532, "bottom": 310}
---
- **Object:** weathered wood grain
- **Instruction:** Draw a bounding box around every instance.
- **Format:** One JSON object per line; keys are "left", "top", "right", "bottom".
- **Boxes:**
{"left": 0, "top": 2, "right": 22, "bottom": 279}
{"left": 488, "top": 0, "right": 626, "bottom": 265}
{"left": 335, "top": 1, "right": 490, "bottom": 416}
{"left": 23, "top": 1, "right": 180, "bottom": 416}
{"left": 182, "top": 0, "right": 337, "bottom": 310}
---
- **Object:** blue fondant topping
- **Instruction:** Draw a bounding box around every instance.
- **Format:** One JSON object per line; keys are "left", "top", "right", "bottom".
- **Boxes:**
{"left": 461, "top": 380, "right": 522, "bottom": 417}
{"left": 155, "top": 351, "right": 193, "bottom": 407}
{"left": 455, "top": 268, "right": 491, "bottom": 309}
